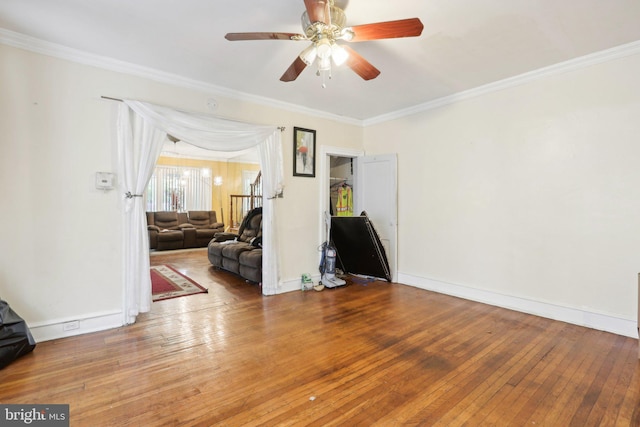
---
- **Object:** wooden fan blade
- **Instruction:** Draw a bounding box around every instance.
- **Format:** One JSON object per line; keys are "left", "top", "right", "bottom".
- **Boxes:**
{"left": 348, "top": 18, "right": 424, "bottom": 42}
{"left": 304, "top": 0, "right": 331, "bottom": 25}
{"left": 280, "top": 57, "right": 308, "bottom": 82}
{"left": 225, "top": 32, "right": 305, "bottom": 41}
{"left": 343, "top": 45, "right": 380, "bottom": 81}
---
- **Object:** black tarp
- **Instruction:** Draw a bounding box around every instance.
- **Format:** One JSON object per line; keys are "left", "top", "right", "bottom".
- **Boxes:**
{"left": 330, "top": 212, "right": 391, "bottom": 282}
{"left": 0, "top": 300, "right": 36, "bottom": 369}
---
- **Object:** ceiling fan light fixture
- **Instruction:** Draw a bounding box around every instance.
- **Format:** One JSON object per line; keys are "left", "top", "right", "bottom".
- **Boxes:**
{"left": 331, "top": 43, "right": 348, "bottom": 66}
{"left": 299, "top": 44, "right": 318, "bottom": 65}
{"left": 339, "top": 28, "right": 354, "bottom": 41}
{"left": 316, "top": 38, "right": 332, "bottom": 59}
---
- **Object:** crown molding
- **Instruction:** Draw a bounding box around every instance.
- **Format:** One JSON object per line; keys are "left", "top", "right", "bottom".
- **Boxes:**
{"left": 364, "top": 39, "right": 640, "bottom": 126}
{"left": 0, "top": 28, "right": 362, "bottom": 127}
{"left": 3, "top": 27, "right": 639, "bottom": 128}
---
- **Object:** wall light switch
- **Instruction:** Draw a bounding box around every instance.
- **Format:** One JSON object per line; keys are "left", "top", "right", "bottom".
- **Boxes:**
{"left": 95, "top": 172, "right": 115, "bottom": 190}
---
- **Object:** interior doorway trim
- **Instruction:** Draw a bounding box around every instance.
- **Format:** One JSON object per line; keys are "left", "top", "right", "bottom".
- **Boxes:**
{"left": 318, "top": 145, "right": 364, "bottom": 246}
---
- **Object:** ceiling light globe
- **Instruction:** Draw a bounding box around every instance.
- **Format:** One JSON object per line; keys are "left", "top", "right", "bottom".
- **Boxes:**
{"left": 299, "top": 44, "right": 317, "bottom": 65}
{"left": 331, "top": 43, "right": 348, "bottom": 66}
{"left": 316, "top": 38, "right": 332, "bottom": 59}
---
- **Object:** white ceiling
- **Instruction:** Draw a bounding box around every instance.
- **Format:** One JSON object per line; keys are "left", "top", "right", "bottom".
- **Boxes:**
{"left": 2, "top": 0, "right": 640, "bottom": 124}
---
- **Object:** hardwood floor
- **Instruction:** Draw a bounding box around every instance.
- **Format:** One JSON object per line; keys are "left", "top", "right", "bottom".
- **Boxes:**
{"left": 2, "top": 248, "right": 639, "bottom": 426}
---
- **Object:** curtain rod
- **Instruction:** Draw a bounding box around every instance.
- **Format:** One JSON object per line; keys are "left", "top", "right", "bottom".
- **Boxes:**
{"left": 100, "top": 96, "right": 285, "bottom": 131}
{"left": 101, "top": 95, "right": 123, "bottom": 102}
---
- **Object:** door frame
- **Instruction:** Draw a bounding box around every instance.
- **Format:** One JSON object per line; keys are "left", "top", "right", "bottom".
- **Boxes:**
{"left": 318, "top": 145, "right": 364, "bottom": 246}
{"left": 319, "top": 146, "right": 399, "bottom": 282}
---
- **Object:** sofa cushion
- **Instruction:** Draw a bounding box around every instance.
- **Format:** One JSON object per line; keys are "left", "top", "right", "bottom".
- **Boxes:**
{"left": 156, "top": 229, "right": 184, "bottom": 250}
{"left": 222, "top": 242, "right": 254, "bottom": 259}
{"left": 239, "top": 249, "right": 262, "bottom": 269}
{"left": 157, "top": 230, "right": 183, "bottom": 242}
{"left": 154, "top": 211, "right": 180, "bottom": 229}
{"left": 222, "top": 257, "right": 240, "bottom": 274}
{"left": 188, "top": 210, "right": 214, "bottom": 228}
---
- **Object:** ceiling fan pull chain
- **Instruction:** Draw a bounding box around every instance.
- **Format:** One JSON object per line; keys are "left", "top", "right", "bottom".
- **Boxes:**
{"left": 319, "top": 67, "right": 332, "bottom": 88}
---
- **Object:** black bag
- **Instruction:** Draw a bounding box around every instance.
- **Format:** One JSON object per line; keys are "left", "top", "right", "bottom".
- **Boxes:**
{"left": 0, "top": 299, "right": 36, "bottom": 369}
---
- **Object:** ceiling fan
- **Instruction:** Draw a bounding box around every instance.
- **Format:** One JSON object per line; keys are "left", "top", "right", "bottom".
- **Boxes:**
{"left": 225, "top": 0, "right": 424, "bottom": 84}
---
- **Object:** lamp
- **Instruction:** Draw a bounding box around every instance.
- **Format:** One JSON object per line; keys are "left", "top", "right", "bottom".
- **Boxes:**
{"left": 214, "top": 176, "right": 224, "bottom": 226}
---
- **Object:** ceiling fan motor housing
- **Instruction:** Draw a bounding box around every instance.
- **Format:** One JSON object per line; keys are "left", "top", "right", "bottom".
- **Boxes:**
{"left": 301, "top": 6, "right": 347, "bottom": 41}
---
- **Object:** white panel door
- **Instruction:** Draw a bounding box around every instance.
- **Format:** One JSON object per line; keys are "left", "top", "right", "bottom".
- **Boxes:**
{"left": 355, "top": 154, "right": 398, "bottom": 282}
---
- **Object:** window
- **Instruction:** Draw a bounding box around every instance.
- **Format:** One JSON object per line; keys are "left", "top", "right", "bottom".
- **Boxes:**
{"left": 146, "top": 166, "right": 212, "bottom": 212}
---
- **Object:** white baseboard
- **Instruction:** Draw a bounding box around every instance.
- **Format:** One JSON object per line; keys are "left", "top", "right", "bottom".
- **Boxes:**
{"left": 29, "top": 310, "right": 124, "bottom": 342}
{"left": 27, "top": 278, "right": 635, "bottom": 341}
{"left": 398, "top": 272, "right": 638, "bottom": 339}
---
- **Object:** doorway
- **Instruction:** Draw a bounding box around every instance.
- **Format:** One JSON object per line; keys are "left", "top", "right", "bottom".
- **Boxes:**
{"left": 319, "top": 145, "right": 363, "bottom": 244}
{"left": 147, "top": 143, "right": 263, "bottom": 276}
{"left": 319, "top": 146, "right": 398, "bottom": 282}
{"left": 328, "top": 156, "right": 354, "bottom": 216}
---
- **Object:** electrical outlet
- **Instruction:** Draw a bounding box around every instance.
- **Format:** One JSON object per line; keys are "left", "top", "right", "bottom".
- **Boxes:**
{"left": 63, "top": 320, "right": 80, "bottom": 331}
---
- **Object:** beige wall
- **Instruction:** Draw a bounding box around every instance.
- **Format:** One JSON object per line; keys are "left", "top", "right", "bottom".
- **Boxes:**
{"left": 364, "top": 52, "right": 640, "bottom": 327}
{"left": 0, "top": 43, "right": 363, "bottom": 339}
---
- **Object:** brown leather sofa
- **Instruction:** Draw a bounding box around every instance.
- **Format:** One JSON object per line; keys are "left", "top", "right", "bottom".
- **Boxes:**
{"left": 186, "top": 211, "right": 225, "bottom": 247}
{"left": 208, "top": 207, "right": 262, "bottom": 283}
{"left": 147, "top": 211, "right": 224, "bottom": 250}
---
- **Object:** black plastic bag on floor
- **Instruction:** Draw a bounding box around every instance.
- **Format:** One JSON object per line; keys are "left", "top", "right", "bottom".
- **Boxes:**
{"left": 0, "top": 299, "right": 36, "bottom": 369}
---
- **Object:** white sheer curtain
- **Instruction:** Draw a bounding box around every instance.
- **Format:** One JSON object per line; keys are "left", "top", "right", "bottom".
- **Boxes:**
{"left": 117, "top": 100, "right": 284, "bottom": 324}
{"left": 117, "top": 105, "right": 167, "bottom": 324}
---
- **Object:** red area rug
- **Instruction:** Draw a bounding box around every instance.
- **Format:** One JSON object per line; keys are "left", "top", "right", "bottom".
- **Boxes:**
{"left": 151, "top": 265, "right": 208, "bottom": 301}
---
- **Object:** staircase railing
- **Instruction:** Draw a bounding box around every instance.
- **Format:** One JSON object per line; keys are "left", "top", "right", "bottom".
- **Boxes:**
{"left": 229, "top": 172, "right": 262, "bottom": 230}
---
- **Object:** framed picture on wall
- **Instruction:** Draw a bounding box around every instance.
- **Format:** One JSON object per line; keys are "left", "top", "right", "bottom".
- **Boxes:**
{"left": 293, "top": 127, "right": 316, "bottom": 177}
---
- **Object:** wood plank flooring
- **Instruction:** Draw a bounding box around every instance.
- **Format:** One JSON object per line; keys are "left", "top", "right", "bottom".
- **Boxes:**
{"left": 1, "top": 248, "right": 639, "bottom": 426}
